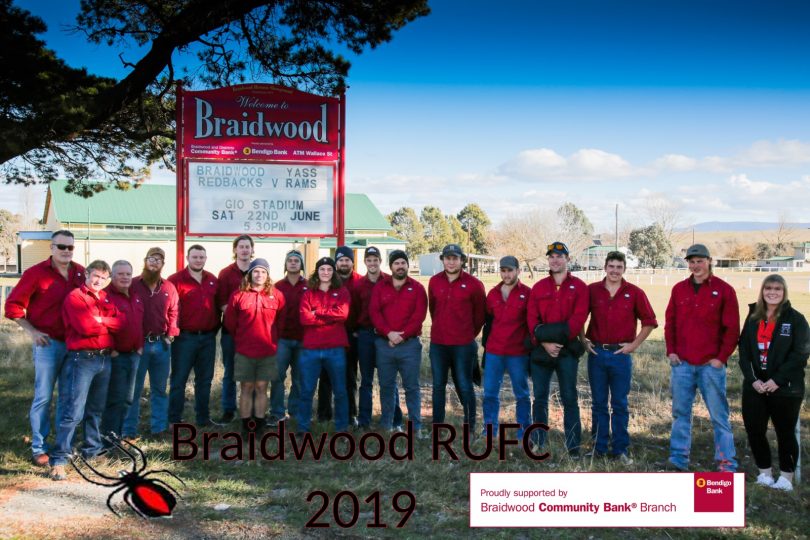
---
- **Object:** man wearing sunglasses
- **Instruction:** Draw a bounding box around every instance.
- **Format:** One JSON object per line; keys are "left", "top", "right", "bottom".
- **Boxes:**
{"left": 527, "top": 241, "right": 589, "bottom": 457}
{"left": 5, "top": 230, "right": 85, "bottom": 467}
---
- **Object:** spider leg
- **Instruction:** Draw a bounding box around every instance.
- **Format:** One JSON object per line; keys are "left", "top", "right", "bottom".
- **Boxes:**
{"left": 105, "top": 484, "right": 128, "bottom": 517}
{"left": 70, "top": 455, "right": 121, "bottom": 484}
{"left": 119, "top": 436, "right": 149, "bottom": 474}
{"left": 141, "top": 469, "right": 186, "bottom": 488}
{"left": 123, "top": 489, "right": 150, "bottom": 519}
{"left": 108, "top": 436, "right": 141, "bottom": 472}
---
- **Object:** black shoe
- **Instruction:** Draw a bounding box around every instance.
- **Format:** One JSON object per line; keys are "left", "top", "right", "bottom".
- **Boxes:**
{"left": 585, "top": 450, "right": 607, "bottom": 459}
{"left": 265, "top": 414, "right": 281, "bottom": 427}
{"left": 198, "top": 418, "right": 224, "bottom": 429}
{"left": 657, "top": 460, "right": 688, "bottom": 472}
{"left": 217, "top": 411, "right": 236, "bottom": 424}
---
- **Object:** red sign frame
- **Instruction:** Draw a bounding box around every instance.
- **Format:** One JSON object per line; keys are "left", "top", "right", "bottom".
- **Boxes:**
{"left": 175, "top": 84, "right": 346, "bottom": 270}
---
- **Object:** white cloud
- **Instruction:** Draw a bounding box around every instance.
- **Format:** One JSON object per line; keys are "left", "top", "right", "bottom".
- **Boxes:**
{"left": 727, "top": 173, "right": 774, "bottom": 196}
{"left": 736, "top": 139, "right": 810, "bottom": 166}
{"left": 653, "top": 154, "right": 698, "bottom": 172}
{"left": 498, "top": 147, "right": 636, "bottom": 181}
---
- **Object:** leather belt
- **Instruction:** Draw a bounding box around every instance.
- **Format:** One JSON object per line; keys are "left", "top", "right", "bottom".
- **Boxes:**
{"left": 593, "top": 343, "right": 622, "bottom": 351}
{"left": 76, "top": 348, "right": 111, "bottom": 356}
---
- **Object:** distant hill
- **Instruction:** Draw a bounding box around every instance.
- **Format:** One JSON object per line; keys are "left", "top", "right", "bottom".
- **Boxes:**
{"left": 678, "top": 221, "right": 810, "bottom": 233}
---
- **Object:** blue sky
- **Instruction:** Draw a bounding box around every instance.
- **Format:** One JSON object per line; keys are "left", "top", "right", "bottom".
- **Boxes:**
{"left": 5, "top": 0, "right": 810, "bottom": 231}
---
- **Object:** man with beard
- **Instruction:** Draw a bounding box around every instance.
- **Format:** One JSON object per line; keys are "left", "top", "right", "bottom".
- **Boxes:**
{"left": 5, "top": 230, "right": 85, "bottom": 467}
{"left": 428, "top": 244, "right": 486, "bottom": 433}
{"left": 50, "top": 260, "right": 125, "bottom": 480}
{"left": 527, "top": 241, "right": 589, "bottom": 457}
{"left": 317, "top": 246, "right": 361, "bottom": 425}
{"left": 168, "top": 245, "right": 220, "bottom": 428}
{"left": 122, "top": 247, "right": 179, "bottom": 441}
{"left": 101, "top": 260, "right": 144, "bottom": 444}
{"left": 354, "top": 246, "right": 402, "bottom": 430}
{"left": 216, "top": 235, "right": 254, "bottom": 424}
{"left": 269, "top": 250, "right": 308, "bottom": 426}
{"left": 369, "top": 250, "right": 427, "bottom": 435}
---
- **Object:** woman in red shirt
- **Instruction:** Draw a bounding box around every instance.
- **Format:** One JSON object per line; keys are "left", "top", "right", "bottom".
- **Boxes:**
{"left": 223, "top": 258, "right": 284, "bottom": 437}
{"left": 297, "top": 257, "right": 351, "bottom": 433}
{"left": 738, "top": 274, "right": 809, "bottom": 491}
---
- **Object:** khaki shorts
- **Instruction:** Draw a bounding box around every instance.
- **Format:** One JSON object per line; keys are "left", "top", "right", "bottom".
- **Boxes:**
{"left": 234, "top": 353, "right": 278, "bottom": 382}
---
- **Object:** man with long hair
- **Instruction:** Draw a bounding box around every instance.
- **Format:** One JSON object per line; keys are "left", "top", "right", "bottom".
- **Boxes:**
{"left": 223, "top": 258, "right": 284, "bottom": 437}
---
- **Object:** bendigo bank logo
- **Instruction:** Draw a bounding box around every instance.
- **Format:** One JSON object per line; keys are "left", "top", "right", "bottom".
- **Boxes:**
{"left": 693, "top": 473, "right": 734, "bottom": 512}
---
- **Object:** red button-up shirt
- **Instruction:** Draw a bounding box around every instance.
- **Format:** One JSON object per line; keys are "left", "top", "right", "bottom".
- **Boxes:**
{"left": 131, "top": 276, "right": 180, "bottom": 337}
{"left": 369, "top": 276, "right": 428, "bottom": 339}
{"left": 586, "top": 278, "right": 658, "bottom": 344}
{"left": 340, "top": 270, "right": 362, "bottom": 330}
{"left": 167, "top": 268, "right": 220, "bottom": 332}
{"left": 665, "top": 275, "right": 740, "bottom": 364}
{"left": 527, "top": 272, "right": 589, "bottom": 341}
{"left": 104, "top": 285, "right": 145, "bottom": 352}
{"left": 275, "top": 275, "right": 308, "bottom": 341}
{"left": 486, "top": 281, "right": 532, "bottom": 356}
{"left": 300, "top": 286, "right": 351, "bottom": 349}
{"left": 428, "top": 271, "right": 487, "bottom": 346}
{"left": 353, "top": 272, "right": 389, "bottom": 329}
{"left": 223, "top": 287, "right": 285, "bottom": 358}
{"left": 62, "top": 284, "right": 125, "bottom": 351}
{"left": 216, "top": 262, "right": 249, "bottom": 309}
{"left": 4, "top": 258, "right": 85, "bottom": 340}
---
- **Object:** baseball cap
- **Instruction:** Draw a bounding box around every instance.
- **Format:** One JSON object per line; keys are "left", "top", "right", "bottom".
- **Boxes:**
{"left": 440, "top": 244, "right": 465, "bottom": 259}
{"left": 499, "top": 256, "right": 519, "bottom": 269}
{"left": 685, "top": 244, "right": 711, "bottom": 259}
{"left": 546, "top": 241, "right": 569, "bottom": 256}
{"left": 364, "top": 246, "right": 381, "bottom": 259}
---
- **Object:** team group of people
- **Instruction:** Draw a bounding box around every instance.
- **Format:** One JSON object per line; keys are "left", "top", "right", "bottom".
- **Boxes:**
{"left": 5, "top": 230, "right": 808, "bottom": 491}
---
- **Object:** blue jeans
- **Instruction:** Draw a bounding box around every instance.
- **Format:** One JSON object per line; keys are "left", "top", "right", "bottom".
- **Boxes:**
{"left": 101, "top": 352, "right": 140, "bottom": 441}
{"left": 429, "top": 341, "right": 477, "bottom": 429}
{"left": 669, "top": 362, "right": 737, "bottom": 471}
{"left": 50, "top": 351, "right": 112, "bottom": 466}
{"left": 220, "top": 332, "right": 237, "bottom": 414}
{"left": 483, "top": 353, "right": 531, "bottom": 439}
{"left": 587, "top": 349, "right": 632, "bottom": 455}
{"left": 123, "top": 340, "right": 170, "bottom": 436}
{"left": 376, "top": 337, "right": 422, "bottom": 430}
{"left": 169, "top": 331, "right": 216, "bottom": 424}
{"left": 358, "top": 329, "right": 403, "bottom": 427}
{"left": 29, "top": 339, "right": 67, "bottom": 457}
{"left": 299, "top": 347, "right": 348, "bottom": 432}
{"left": 530, "top": 353, "right": 581, "bottom": 453}
{"left": 270, "top": 338, "right": 302, "bottom": 420}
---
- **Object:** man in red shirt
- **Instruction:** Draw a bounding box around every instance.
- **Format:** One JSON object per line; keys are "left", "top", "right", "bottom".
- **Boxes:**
{"left": 122, "top": 247, "right": 179, "bottom": 440}
{"left": 527, "top": 241, "right": 589, "bottom": 457}
{"left": 4, "top": 230, "right": 85, "bottom": 466}
{"left": 49, "top": 260, "right": 125, "bottom": 480}
{"left": 664, "top": 244, "right": 740, "bottom": 472}
{"left": 354, "top": 246, "right": 402, "bottom": 430}
{"left": 370, "top": 250, "right": 427, "bottom": 434}
{"left": 168, "top": 244, "right": 220, "bottom": 428}
{"left": 100, "top": 260, "right": 145, "bottom": 444}
{"left": 216, "top": 234, "right": 254, "bottom": 424}
{"left": 269, "top": 249, "right": 308, "bottom": 425}
{"left": 317, "top": 245, "right": 361, "bottom": 425}
{"left": 582, "top": 251, "right": 657, "bottom": 464}
{"left": 482, "top": 256, "right": 532, "bottom": 439}
{"left": 429, "top": 243, "right": 486, "bottom": 432}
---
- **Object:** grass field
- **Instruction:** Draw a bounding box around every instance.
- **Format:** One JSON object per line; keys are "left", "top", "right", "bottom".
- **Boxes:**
{"left": 0, "top": 268, "right": 808, "bottom": 538}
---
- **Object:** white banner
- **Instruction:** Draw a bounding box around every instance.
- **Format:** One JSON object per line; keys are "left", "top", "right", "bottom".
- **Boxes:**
{"left": 470, "top": 472, "right": 745, "bottom": 528}
{"left": 187, "top": 161, "right": 335, "bottom": 235}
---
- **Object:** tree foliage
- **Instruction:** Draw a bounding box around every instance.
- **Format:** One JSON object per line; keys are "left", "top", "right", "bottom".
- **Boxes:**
{"left": 420, "top": 206, "right": 454, "bottom": 253}
{"left": 628, "top": 223, "right": 672, "bottom": 269}
{"left": 456, "top": 203, "right": 491, "bottom": 254}
{"left": 0, "top": 208, "right": 21, "bottom": 271}
{"left": 1, "top": 0, "right": 429, "bottom": 195}
{"left": 387, "top": 206, "right": 427, "bottom": 257}
{"left": 491, "top": 211, "right": 555, "bottom": 280}
{"left": 554, "top": 202, "right": 593, "bottom": 263}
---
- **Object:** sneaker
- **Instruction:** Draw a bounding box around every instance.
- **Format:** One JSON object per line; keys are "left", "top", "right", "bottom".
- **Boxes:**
{"left": 755, "top": 473, "right": 775, "bottom": 487}
{"left": 198, "top": 419, "right": 224, "bottom": 429}
{"left": 585, "top": 450, "right": 607, "bottom": 459}
{"left": 617, "top": 453, "right": 634, "bottom": 466}
{"left": 32, "top": 453, "right": 50, "bottom": 467}
{"left": 217, "top": 411, "right": 236, "bottom": 424}
{"left": 658, "top": 460, "right": 688, "bottom": 472}
{"left": 265, "top": 415, "right": 281, "bottom": 427}
{"left": 49, "top": 465, "right": 67, "bottom": 481}
{"left": 771, "top": 477, "right": 793, "bottom": 491}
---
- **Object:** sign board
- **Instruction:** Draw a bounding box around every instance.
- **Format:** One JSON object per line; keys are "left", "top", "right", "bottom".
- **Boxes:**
{"left": 186, "top": 161, "right": 336, "bottom": 235}
{"left": 175, "top": 84, "right": 346, "bottom": 267}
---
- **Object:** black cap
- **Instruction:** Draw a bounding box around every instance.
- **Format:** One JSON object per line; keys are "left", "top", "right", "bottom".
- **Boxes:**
{"left": 546, "top": 241, "right": 569, "bottom": 256}
{"left": 335, "top": 246, "right": 354, "bottom": 262}
{"left": 388, "top": 249, "right": 408, "bottom": 266}
{"left": 364, "top": 246, "right": 381, "bottom": 259}
{"left": 316, "top": 257, "right": 336, "bottom": 270}
{"left": 440, "top": 243, "right": 465, "bottom": 259}
{"left": 499, "top": 256, "right": 519, "bottom": 269}
{"left": 685, "top": 244, "right": 710, "bottom": 259}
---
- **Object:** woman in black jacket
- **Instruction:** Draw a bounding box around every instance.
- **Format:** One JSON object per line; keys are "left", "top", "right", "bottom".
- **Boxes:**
{"left": 738, "top": 274, "right": 809, "bottom": 491}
